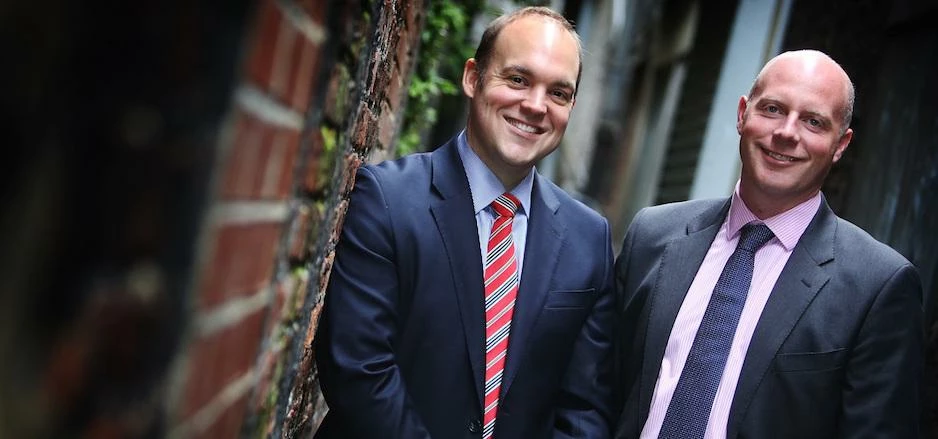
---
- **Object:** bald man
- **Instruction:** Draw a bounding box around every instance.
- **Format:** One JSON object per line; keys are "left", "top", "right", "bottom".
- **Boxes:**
{"left": 612, "top": 50, "right": 923, "bottom": 438}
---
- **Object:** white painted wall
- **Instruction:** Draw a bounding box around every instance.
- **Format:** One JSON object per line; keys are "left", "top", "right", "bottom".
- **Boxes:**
{"left": 689, "top": 0, "right": 793, "bottom": 199}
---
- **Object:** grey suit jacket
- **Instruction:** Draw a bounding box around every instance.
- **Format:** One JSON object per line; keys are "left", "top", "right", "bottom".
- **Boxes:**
{"left": 613, "top": 197, "right": 923, "bottom": 438}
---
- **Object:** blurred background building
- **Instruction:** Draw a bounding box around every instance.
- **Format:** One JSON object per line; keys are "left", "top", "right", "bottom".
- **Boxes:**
{"left": 1, "top": 0, "right": 935, "bottom": 437}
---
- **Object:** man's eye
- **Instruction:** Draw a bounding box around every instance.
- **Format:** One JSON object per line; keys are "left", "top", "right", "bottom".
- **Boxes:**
{"left": 765, "top": 105, "right": 780, "bottom": 113}
{"left": 509, "top": 76, "right": 525, "bottom": 84}
{"left": 551, "top": 90, "right": 571, "bottom": 101}
{"left": 808, "top": 118, "right": 821, "bottom": 127}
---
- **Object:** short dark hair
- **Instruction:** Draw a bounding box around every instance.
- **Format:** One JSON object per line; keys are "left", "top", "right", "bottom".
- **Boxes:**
{"left": 473, "top": 6, "right": 583, "bottom": 94}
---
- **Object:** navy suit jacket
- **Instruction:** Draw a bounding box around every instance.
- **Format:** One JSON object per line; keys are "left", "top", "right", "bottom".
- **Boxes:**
{"left": 613, "top": 198, "right": 924, "bottom": 438}
{"left": 315, "top": 137, "right": 615, "bottom": 438}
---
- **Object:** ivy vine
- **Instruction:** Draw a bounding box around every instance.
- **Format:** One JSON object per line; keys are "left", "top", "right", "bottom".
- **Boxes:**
{"left": 397, "top": 0, "right": 550, "bottom": 156}
{"left": 397, "top": 0, "right": 482, "bottom": 155}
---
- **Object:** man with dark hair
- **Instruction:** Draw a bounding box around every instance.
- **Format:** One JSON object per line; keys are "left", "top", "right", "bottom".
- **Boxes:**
{"left": 472, "top": 7, "right": 583, "bottom": 94}
{"left": 315, "top": 7, "right": 614, "bottom": 438}
{"left": 613, "top": 50, "right": 923, "bottom": 438}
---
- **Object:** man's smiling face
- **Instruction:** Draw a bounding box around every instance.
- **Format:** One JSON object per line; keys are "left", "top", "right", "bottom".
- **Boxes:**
{"left": 737, "top": 52, "right": 853, "bottom": 218}
{"left": 462, "top": 14, "right": 579, "bottom": 189}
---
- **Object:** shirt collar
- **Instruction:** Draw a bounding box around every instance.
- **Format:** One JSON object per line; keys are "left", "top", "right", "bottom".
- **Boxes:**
{"left": 456, "top": 130, "right": 533, "bottom": 216}
{"left": 726, "top": 180, "right": 821, "bottom": 251}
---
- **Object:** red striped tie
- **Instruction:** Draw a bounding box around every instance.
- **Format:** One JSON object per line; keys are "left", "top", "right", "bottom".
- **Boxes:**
{"left": 483, "top": 193, "right": 520, "bottom": 439}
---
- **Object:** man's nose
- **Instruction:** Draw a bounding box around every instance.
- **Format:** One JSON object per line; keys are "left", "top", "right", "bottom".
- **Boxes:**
{"left": 520, "top": 88, "right": 548, "bottom": 115}
{"left": 773, "top": 114, "right": 800, "bottom": 144}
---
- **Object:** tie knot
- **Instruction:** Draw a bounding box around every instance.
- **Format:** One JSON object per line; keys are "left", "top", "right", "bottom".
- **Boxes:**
{"left": 491, "top": 193, "right": 520, "bottom": 218}
{"left": 737, "top": 223, "right": 774, "bottom": 253}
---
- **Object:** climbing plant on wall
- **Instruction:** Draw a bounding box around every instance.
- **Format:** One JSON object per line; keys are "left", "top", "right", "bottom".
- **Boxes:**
{"left": 398, "top": 0, "right": 552, "bottom": 156}
{"left": 397, "top": 0, "right": 483, "bottom": 155}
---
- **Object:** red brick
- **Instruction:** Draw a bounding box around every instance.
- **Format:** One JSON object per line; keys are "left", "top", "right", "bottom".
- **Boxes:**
{"left": 198, "top": 222, "right": 283, "bottom": 308}
{"left": 308, "top": 301, "right": 326, "bottom": 346}
{"left": 194, "top": 393, "right": 250, "bottom": 439}
{"left": 288, "top": 205, "right": 312, "bottom": 261}
{"left": 296, "top": 0, "right": 328, "bottom": 24}
{"left": 219, "top": 111, "right": 251, "bottom": 199}
{"left": 270, "top": 22, "right": 298, "bottom": 104}
{"left": 340, "top": 155, "right": 362, "bottom": 197}
{"left": 222, "top": 113, "right": 303, "bottom": 200}
{"left": 220, "top": 308, "right": 266, "bottom": 389}
{"left": 394, "top": 29, "right": 411, "bottom": 79}
{"left": 258, "top": 133, "right": 285, "bottom": 200}
{"left": 404, "top": 1, "right": 419, "bottom": 32}
{"left": 377, "top": 101, "right": 396, "bottom": 152}
{"left": 221, "top": 112, "right": 272, "bottom": 200}
{"left": 244, "top": 0, "right": 283, "bottom": 91}
{"left": 258, "top": 127, "right": 300, "bottom": 200}
{"left": 367, "top": 56, "right": 392, "bottom": 103}
{"left": 386, "top": 64, "right": 404, "bottom": 112}
{"left": 179, "top": 329, "right": 221, "bottom": 418}
{"left": 318, "top": 241, "right": 338, "bottom": 291}
{"left": 264, "top": 273, "right": 303, "bottom": 338}
{"left": 322, "top": 64, "right": 350, "bottom": 125}
{"left": 249, "top": 344, "right": 282, "bottom": 423}
{"left": 266, "top": 279, "right": 288, "bottom": 335}
{"left": 249, "top": 130, "right": 275, "bottom": 198}
{"left": 290, "top": 35, "right": 321, "bottom": 112}
{"left": 290, "top": 269, "right": 310, "bottom": 315}
{"left": 302, "top": 127, "right": 325, "bottom": 194}
{"left": 351, "top": 106, "right": 376, "bottom": 152}
{"left": 275, "top": 127, "right": 301, "bottom": 199}
{"left": 406, "top": 16, "right": 422, "bottom": 64}
{"left": 181, "top": 308, "right": 267, "bottom": 419}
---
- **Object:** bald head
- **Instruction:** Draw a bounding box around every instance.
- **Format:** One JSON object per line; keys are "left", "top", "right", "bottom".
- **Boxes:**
{"left": 749, "top": 50, "right": 855, "bottom": 134}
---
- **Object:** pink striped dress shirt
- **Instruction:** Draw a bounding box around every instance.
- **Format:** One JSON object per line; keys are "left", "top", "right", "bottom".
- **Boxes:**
{"left": 640, "top": 184, "right": 821, "bottom": 439}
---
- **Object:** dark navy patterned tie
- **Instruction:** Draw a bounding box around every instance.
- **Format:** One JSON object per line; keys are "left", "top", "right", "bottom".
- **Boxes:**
{"left": 658, "top": 223, "right": 775, "bottom": 439}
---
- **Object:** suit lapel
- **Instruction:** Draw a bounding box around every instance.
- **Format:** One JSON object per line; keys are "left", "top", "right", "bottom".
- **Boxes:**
{"left": 726, "top": 200, "right": 836, "bottom": 438}
{"left": 639, "top": 200, "right": 730, "bottom": 420}
{"left": 501, "top": 174, "right": 563, "bottom": 396}
{"left": 428, "top": 140, "right": 487, "bottom": 406}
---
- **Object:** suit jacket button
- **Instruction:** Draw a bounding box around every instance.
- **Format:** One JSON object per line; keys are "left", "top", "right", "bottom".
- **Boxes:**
{"left": 467, "top": 418, "right": 482, "bottom": 434}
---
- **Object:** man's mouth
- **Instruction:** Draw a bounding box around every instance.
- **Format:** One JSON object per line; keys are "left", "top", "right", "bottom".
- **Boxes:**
{"left": 506, "top": 117, "right": 544, "bottom": 134}
{"left": 763, "top": 148, "right": 797, "bottom": 162}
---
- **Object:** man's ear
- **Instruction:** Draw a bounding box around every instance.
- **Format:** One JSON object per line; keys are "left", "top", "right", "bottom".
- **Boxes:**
{"left": 462, "top": 58, "right": 479, "bottom": 98}
{"left": 832, "top": 128, "right": 853, "bottom": 163}
{"left": 736, "top": 95, "right": 748, "bottom": 134}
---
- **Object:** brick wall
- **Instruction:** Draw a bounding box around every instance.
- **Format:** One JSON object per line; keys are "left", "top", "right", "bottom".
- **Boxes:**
{"left": 166, "top": 0, "right": 426, "bottom": 437}
{"left": 268, "top": 1, "right": 427, "bottom": 436}
{"left": 164, "top": 0, "right": 325, "bottom": 435}
{"left": 0, "top": 0, "right": 424, "bottom": 436}
{"left": 0, "top": 1, "right": 254, "bottom": 437}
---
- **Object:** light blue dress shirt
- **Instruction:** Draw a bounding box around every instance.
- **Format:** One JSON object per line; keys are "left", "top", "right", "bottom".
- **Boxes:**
{"left": 456, "top": 131, "right": 533, "bottom": 278}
